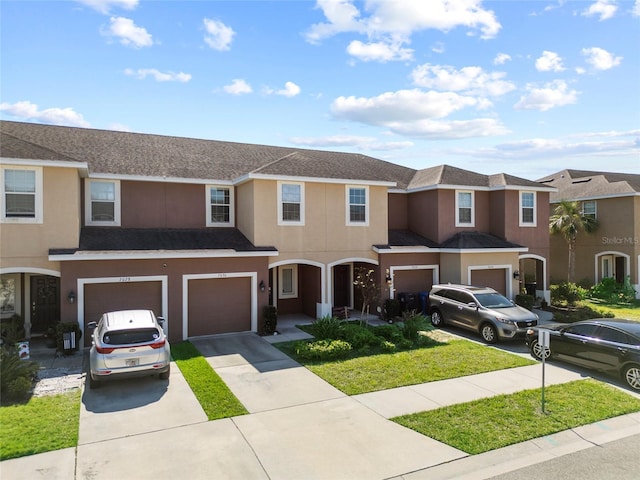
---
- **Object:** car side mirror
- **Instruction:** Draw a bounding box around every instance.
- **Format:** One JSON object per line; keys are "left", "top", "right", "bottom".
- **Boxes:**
{"left": 467, "top": 302, "right": 479, "bottom": 310}
{"left": 157, "top": 316, "right": 165, "bottom": 327}
{"left": 87, "top": 321, "right": 97, "bottom": 330}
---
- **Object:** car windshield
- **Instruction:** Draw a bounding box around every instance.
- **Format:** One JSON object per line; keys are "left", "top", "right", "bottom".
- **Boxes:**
{"left": 474, "top": 293, "right": 513, "bottom": 308}
{"left": 102, "top": 328, "right": 160, "bottom": 345}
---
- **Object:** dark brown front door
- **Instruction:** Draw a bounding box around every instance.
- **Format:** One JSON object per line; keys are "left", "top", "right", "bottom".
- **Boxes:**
{"left": 615, "top": 257, "right": 625, "bottom": 283}
{"left": 333, "top": 265, "right": 350, "bottom": 308}
{"left": 30, "top": 276, "right": 60, "bottom": 334}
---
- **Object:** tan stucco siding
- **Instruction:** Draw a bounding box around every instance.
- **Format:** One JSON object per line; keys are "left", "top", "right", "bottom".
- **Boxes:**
{"left": 236, "top": 182, "right": 255, "bottom": 242}
{"left": 1, "top": 166, "right": 79, "bottom": 271}
{"left": 252, "top": 180, "right": 388, "bottom": 257}
{"left": 440, "top": 251, "right": 519, "bottom": 290}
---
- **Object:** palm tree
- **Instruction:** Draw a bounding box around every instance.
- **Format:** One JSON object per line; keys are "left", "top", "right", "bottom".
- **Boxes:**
{"left": 549, "top": 200, "right": 599, "bottom": 282}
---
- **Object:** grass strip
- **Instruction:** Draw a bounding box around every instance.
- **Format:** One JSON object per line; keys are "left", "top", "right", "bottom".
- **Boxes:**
{"left": 393, "top": 379, "right": 640, "bottom": 454}
{"left": 0, "top": 390, "right": 81, "bottom": 461}
{"left": 285, "top": 339, "right": 535, "bottom": 395}
{"left": 171, "top": 341, "right": 248, "bottom": 420}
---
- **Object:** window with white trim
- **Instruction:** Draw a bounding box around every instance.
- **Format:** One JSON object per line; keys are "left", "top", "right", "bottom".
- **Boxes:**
{"left": 455, "top": 190, "right": 474, "bottom": 227}
{"left": 347, "top": 185, "right": 368, "bottom": 225}
{"left": 582, "top": 200, "right": 597, "bottom": 220}
{"left": 85, "top": 179, "right": 121, "bottom": 226}
{"left": 278, "top": 182, "right": 304, "bottom": 225}
{"left": 1, "top": 166, "right": 43, "bottom": 223}
{"left": 520, "top": 191, "right": 536, "bottom": 226}
{"left": 207, "top": 185, "right": 234, "bottom": 227}
{"left": 279, "top": 265, "right": 298, "bottom": 299}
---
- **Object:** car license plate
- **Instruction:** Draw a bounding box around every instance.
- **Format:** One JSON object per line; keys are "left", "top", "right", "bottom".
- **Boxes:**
{"left": 126, "top": 358, "right": 139, "bottom": 367}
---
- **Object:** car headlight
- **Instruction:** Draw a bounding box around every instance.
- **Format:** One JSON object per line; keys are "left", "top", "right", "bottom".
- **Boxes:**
{"left": 526, "top": 328, "right": 536, "bottom": 335}
{"left": 495, "top": 317, "right": 515, "bottom": 325}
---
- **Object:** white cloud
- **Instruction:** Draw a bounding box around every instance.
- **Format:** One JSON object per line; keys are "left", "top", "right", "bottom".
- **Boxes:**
{"left": 493, "top": 53, "right": 511, "bottom": 65}
{"left": 387, "top": 118, "right": 509, "bottom": 139}
{"left": 346, "top": 39, "right": 413, "bottom": 62}
{"left": 0, "top": 100, "right": 90, "bottom": 127}
{"left": 124, "top": 68, "right": 191, "bottom": 82}
{"left": 276, "top": 81, "right": 301, "bottom": 97}
{"left": 104, "top": 16, "right": 153, "bottom": 48}
{"left": 223, "top": 79, "right": 252, "bottom": 95}
{"left": 582, "top": 47, "right": 622, "bottom": 70}
{"left": 535, "top": 51, "right": 564, "bottom": 72}
{"left": 411, "top": 64, "right": 515, "bottom": 97}
{"left": 289, "top": 135, "right": 413, "bottom": 151}
{"left": 203, "top": 18, "right": 235, "bottom": 51}
{"left": 431, "top": 42, "right": 445, "bottom": 54}
{"left": 75, "top": 0, "right": 138, "bottom": 14}
{"left": 582, "top": 0, "right": 618, "bottom": 20}
{"left": 108, "top": 122, "right": 131, "bottom": 132}
{"left": 634, "top": 0, "right": 640, "bottom": 16}
{"left": 514, "top": 80, "right": 579, "bottom": 111}
{"left": 305, "top": 0, "right": 501, "bottom": 62}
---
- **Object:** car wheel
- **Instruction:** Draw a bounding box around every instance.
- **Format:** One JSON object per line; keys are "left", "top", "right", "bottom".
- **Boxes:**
{"left": 88, "top": 374, "right": 100, "bottom": 390}
{"left": 623, "top": 364, "right": 640, "bottom": 391}
{"left": 530, "top": 339, "right": 551, "bottom": 360}
{"left": 159, "top": 365, "right": 170, "bottom": 380}
{"left": 480, "top": 323, "right": 498, "bottom": 344}
{"left": 430, "top": 309, "right": 444, "bottom": 327}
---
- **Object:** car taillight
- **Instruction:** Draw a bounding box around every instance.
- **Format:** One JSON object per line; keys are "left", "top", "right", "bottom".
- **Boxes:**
{"left": 150, "top": 339, "right": 166, "bottom": 349}
{"left": 96, "top": 346, "right": 115, "bottom": 354}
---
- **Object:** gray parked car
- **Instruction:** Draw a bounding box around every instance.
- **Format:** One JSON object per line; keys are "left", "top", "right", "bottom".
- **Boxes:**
{"left": 428, "top": 284, "right": 538, "bottom": 343}
{"left": 88, "top": 309, "right": 171, "bottom": 389}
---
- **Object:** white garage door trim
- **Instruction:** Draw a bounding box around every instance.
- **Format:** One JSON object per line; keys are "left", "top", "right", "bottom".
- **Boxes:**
{"left": 182, "top": 272, "right": 258, "bottom": 339}
{"left": 76, "top": 275, "right": 169, "bottom": 342}
{"left": 388, "top": 264, "right": 439, "bottom": 299}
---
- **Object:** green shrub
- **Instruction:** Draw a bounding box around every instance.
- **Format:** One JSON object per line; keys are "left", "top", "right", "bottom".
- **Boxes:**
{"left": 399, "top": 311, "right": 427, "bottom": 342}
{"left": 263, "top": 305, "right": 278, "bottom": 334}
{"left": 515, "top": 294, "right": 534, "bottom": 310}
{"left": 371, "top": 324, "right": 404, "bottom": 343}
{"left": 590, "top": 276, "right": 636, "bottom": 304}
{"left": 309, "top": 316, "right": 344, "bottom": 340}
{"left": 551, "top": 282, "right": 588, "bottom": 307}
{"left": 340, "top": 324, "right": 381, "bottom": 349}
{"left": 0, "top": 347, "right": 38, "bottom": 404}
{"left": 0, "top": 315, "right": 25, "bottom": 345}
{"left": 380, "top": 340, "right": 397, "bottom": 352}
{"left": 294, "top": 339, "right": 352, "bottom": 361}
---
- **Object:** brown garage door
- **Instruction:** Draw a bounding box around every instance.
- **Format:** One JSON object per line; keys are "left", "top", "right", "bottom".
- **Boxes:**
{"left": 83, "top": 282, "right": 162, "bottom": 347}
{"left": 187, "top": 277, "right": 251, "bottom": 337}
{"left": 394, "top": 269, "right": 433, "bottom": 296}
{"left": 471, "top": 269, "right": 506, "bottom": 295}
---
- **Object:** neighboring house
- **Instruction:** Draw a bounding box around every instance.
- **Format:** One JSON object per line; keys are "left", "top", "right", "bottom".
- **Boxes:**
{"left": 1, "top": 121, "right": 555, "bottom": 345}
{"left": 538, "top": 169, "right": 640, "bottom": 298}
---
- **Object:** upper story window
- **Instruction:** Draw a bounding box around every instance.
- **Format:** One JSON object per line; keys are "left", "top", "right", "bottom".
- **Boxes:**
{"left": 85, "top": 179, "right": 120, "bottom": 226}
{"left": 278, "top": 182, "right": 304, "bottom": 225}
{"left": 520, "top": 191, "right": 536, "bottom": 227}
{"left": 347, "top": 185, "right": 368, "bottom": 226}
{"left": 207, "top": 186, "right": 234, "bottom": 227}
{"left": 1, "top": 166, "right": 43, "bottom": 224}
{"left": 455, "top": 190, "right": 474, "bottom": 227}
{"left": 582, "top": 200, "right": 597, "bottom": 220}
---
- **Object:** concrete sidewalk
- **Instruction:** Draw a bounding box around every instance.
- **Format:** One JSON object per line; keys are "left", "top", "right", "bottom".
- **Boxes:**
{"left": 3, "top": 326, "right": 640, "bottom": 479}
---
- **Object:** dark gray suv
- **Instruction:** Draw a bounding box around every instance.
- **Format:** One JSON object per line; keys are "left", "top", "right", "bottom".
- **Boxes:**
{"left": 428, "top": 284, "right": 538, "bottom": 343}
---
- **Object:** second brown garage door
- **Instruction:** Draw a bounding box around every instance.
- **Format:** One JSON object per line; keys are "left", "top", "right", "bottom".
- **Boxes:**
{"left": 83, "top": 281, "right": 163, "bottom": 347}
{"left": 187, "top": 276, "right": 251, "bottom": 337}
{"left": 470, "top": 269, "right": 507, "bottom": 295}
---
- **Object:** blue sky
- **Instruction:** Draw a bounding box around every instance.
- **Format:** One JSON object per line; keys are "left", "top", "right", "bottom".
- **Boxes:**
{"left": 1, "top": 0, "right": 639, "bottom": 180}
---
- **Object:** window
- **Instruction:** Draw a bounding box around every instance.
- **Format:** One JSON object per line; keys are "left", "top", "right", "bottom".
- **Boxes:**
{"left": 347, "top": 186, "right": 368, "bottom": 225}
{"left": 1, "top": 166, "right": 43, "bottom": 223}
{"left": 85, "top": 179, "right": 120, "bottom": 226}
{"left": 583, "top": 200, "right": 597, "bottom": 220}
{"left": 596, "top": 326, "right": 630, "bottom": 345}
{"left": 565, "top": 324, "right": 598, "bottom": 337}
{"left": 278, "top": 182, "right": 304, "bottom": 225}
{"left": 207, "top": 186, "right": 234, "bottom": 227}
{"left": 279, "top": 265, "right": 298, "bottom": 299}
{"left": 455, "top": 190, "right": 474, "bottom": 227}
{"left": 520, "top": 191, "right": 536, "bottom": 226}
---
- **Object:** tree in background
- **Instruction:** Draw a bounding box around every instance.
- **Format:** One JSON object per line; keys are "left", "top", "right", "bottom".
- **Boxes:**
{"left": 549, "top": 200, "right": 598, "bottom": 283}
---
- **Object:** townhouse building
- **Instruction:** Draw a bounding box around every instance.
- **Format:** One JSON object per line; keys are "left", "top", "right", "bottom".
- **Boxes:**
{"left": 1, "top": 121, "right": 555, "bottom": 345}
{"left": 538, "top": 169, "right": 640, "bottom": 297}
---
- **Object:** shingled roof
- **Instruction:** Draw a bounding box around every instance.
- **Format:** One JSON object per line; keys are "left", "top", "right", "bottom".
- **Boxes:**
{"left": 2, "top": 120, "right": 552, "bottom": 192}
{"left": 537, "top": 169, "right": 640, "bottom": 202}
{"left": 440, "top": 231, "right": 525, "bottom": 250}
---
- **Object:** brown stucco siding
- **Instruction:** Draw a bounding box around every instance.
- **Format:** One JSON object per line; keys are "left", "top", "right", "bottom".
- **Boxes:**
{"left": 388, "top": 193, "right": 408, "bottom": 230}
{"left": 120, "top": 181, "right": 205, "bottom": 228}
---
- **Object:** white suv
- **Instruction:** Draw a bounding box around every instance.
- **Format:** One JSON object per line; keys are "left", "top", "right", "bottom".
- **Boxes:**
{"left": 88, "top": 309, "right": 171, "bottom": 389}
{"left": 428, "top": 284, "right": 538, "bottom": 343}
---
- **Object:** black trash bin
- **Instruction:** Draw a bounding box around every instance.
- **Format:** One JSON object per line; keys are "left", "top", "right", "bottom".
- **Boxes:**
{"left": 525, "top": 283, "right": 536, "bottom": 296}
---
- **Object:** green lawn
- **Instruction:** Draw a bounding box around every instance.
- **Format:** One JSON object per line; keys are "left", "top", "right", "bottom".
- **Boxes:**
{"left": 171, "top": 341, "right": 248, "bottom": 420}
{"left": 393, "top": 379, "right": 640, "bottom": 454}
{"left": 584, "top": 299, "right": 640, "bottom": 321}
{"left": 279, "top": 336, "right": 535, "bottom": 395}
{"left": 0, "top": 390, "right": 81, "bottom": 461}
